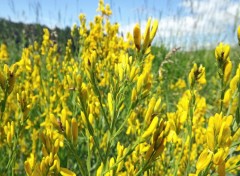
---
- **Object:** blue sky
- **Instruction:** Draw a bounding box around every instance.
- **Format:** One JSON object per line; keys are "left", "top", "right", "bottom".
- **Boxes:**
{"left": 0, "top": 0, "right": 240, "bottom": 50}
{"left": 0, "top": 0, "right": 180, "bottom": 27}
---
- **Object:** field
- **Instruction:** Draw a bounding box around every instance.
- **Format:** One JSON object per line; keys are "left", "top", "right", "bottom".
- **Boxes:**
{"left": 0, "top": 1, "right": 240, "bottom": 176}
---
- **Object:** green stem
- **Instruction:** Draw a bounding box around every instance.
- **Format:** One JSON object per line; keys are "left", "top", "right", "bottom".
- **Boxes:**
{"left": 65, "top": 139, "right": 87, "bottom": 176}
{"left": 87, "top": 137, "right": 91, "bottom": 176}
{"left": 4, "top": 119, "right": 27, "bottom": 175}
{"left": 104, "top": 88, "right": 124, "bottom": 166}
{"left": 110, "top": 103, "right": 133, "bottom": 141}
{"left": 185, "top": 90, "right": 194, "bottom": 175}
{"left": 135, "top": 151, "right": 154, "bottom": 176}
{"left": 90, "top": 69, "right": 110, "bottom": 130}
{"left": 201, "top": 162, "right": 212, "bottom": 176}
{"left": 103, "top": 138, "right": 143, "bottom": 175}
{"left": 220, "top": 72, "right": 225, "bottom": 113}
{"left": 173, "top": 135, "right": 187, "bottom": 176}
{"left": 79, "top": 95, "right": 104, "bottom": 163}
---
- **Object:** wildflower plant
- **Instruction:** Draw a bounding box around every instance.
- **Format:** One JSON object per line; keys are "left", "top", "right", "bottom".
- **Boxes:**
{"left": 1, "top": 0, "right": 240, "bottom": 175}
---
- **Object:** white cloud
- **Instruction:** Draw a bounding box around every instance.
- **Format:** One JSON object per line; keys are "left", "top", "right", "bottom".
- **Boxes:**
{"left": 120, "top": 0, "right": 240, "bottom": 50}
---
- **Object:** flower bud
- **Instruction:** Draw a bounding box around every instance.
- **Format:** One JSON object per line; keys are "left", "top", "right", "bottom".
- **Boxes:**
{"left": 133, "top": 23, "right": 141, "bottom": 51}
{"left": 71, "top": 118, "right": 78, "bottom": 145}
{"left": 215, "top": 42, "right": 230, "bottom": 64}
{"left": 223, "top": 59, "right": 232, "bottom": 83}
{"left": 149, "top": 20, "right": 158, "bottom": 44}
{"left": 65, "top": 120, "right": 71, "bottom": 140}
{"left": 142, "top": 116, "right": 159, "bottom": 139}
{"left": 142, "top": 18, "right": 151, "bottom": 51}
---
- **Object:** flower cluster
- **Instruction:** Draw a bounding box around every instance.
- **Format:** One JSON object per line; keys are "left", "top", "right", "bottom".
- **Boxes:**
{"left": 0, "top": 0, "right": 240, "bottom": 175}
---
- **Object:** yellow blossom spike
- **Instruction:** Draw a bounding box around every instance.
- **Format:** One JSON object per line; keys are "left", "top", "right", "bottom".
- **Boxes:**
{"left": 10, "top": 121, "right": 14, "bottom": 139}
{"left": 133, "top": 23, "right": 141, "bottom": 51}
{"left": 154, "top": 97, "right": 162, "bottom": 112}
{"left": 215, "top": 42, "right": 230, "bottom": 64}
{"left": 6, "top": 70, "right": 16, "bottom": 94}
{"left": 50, "top": 159, "right": 58, "bottom": 171}
{"left": 207, "top": 129, "right": 215, "bottom": 151}
{"left": 53, "top": 139, "right": 60, "bottom": 155}
{"left": 71, "top": 118, "right": 78, "bottom": 145}
{"left": 224, "top": 59, "right": 232, "bottom": 83}
{"left": 131, "top": 88, "right": 137, "bottom": 103}
{"left": 213, "top": 148, "right": 225, "bottom": 165}
{"left": 48, "top": 152, "right": 54, "bottom": 166}
{"left": 145, "top": 144, "right": 154, "bottom": 161}
{"left": 118, "top": 64, "right": 124, "bottom": 81}
{"left": 81, "top": 111, "right": 87, "bottom": 126}
{"left": 24, "top": 160, "right": 32, "bottom": 176}
{"left": 225, "top": 115, "right": 233, "bottom": 127}
{"left": 50, "top": 114, "right": 59, "bottom": 130}
{"left": 65, "top": 120, "right": 71, "bottom": 140}
{"left": 60, "top": 167, "right": 76, "bottom": 176}
{"left": 108, "top": 93, "right": 114, "bottom": 118}
{"left": 223, "top": 89, "right": 232, "bottom": 106}
{"left": 152, "top": 139, "right": 165, "bottom": 160}
{"left": 154, "top": 131, "right": 164, "bottom": 150}
{"left": 0, "top": 44, "right": 9, "bottom": 61}
{"left": 188, "top": 63, "right": 206, "bottom": 87}
{"left": 149, "top": 19, "right": 158, "bottom": 44}
{"left": 196, "top": 149, "right": 213, "bottom": 172}
{"left": 129, "top": 66, "right": 137, "bottom": 81}
{"left": 143, "top": 18, "right": 151, "bottom": 51}
{"left": 145, "top": 97, "right": 156, "bottom": 124}
{"left": 89, "top": 113, "right": 94, "bottom": 125}
{"left": 230, "top": 73, "right": 239, "bottom": 91}
{"left": 40, "top": 160, "right": 47, "bottom": 174}
{"left": 96, "top": 162, "right": 104, "bottom": 176}
{"left": 142, "top": 116, "right": 159, "bottom": 139}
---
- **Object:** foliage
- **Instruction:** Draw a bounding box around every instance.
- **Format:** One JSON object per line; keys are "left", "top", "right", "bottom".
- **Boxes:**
{"left": 0, "top": 0, "right": 240, "bottom": 176}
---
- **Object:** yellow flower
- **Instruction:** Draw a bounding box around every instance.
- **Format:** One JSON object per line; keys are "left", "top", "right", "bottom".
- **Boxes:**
{"left": 108, "top": 93, "right": 114, "bottom": 118}
{"left": 65, "top": 120, "right": 71, "bottom": 140}
{"left": 223, "top": 89, "right": 232, "bottom": 106}
{"left": 96, "top": 162, "right": 104, "bottom": 176}
{"left": 142, "top": 116, "right": 159, "bottom": 139}
{"left": 145, "top": 97, "right": 156, "bottom": 124}
{"left": 60, "top": 167, "right": 76, "bottom": 176}
{"left": 149, "top": 20, "right": 158, "bottom": 44}
{"left": 133, "top": 23, "right": 141, "bottom": 51}
{"left": 230, "top": 64, "right": 240, "bottom": 91}
{"left": 4, "top": 121, "right": 15, "bottom": 145}
{"left": 0, "top": 43, "right": 9, "bottom": 61}
{"left": 207, "top": 129, "right": 215, "bottom": 151}
{"left": 196, "top": 149, "right": 213, "bottom": 172}
{"left": 142, "top": 18, "right": 151, "bottom": 51}
{"left": 131, "top": 88, "right": 137, "bottom": 102}
{"left": 24, "top": 153, "right": 35, "bottom": 176}
{"left": 223, "top": 59, "right": 232, "bottom": 83}
{"left": 207, "top": 113, "right": 233, "bottom": 150}
{"left": 213, "top": 148, "right": 227, "bottom": 165}
{"left": 71, "top": 118, "right": 78, "bottom": 145}
{"left": 215, "top": 42, "right": 230, "bottom": 64}
{"left": 188, "top": 63, "right": 206, "bottom": 87}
